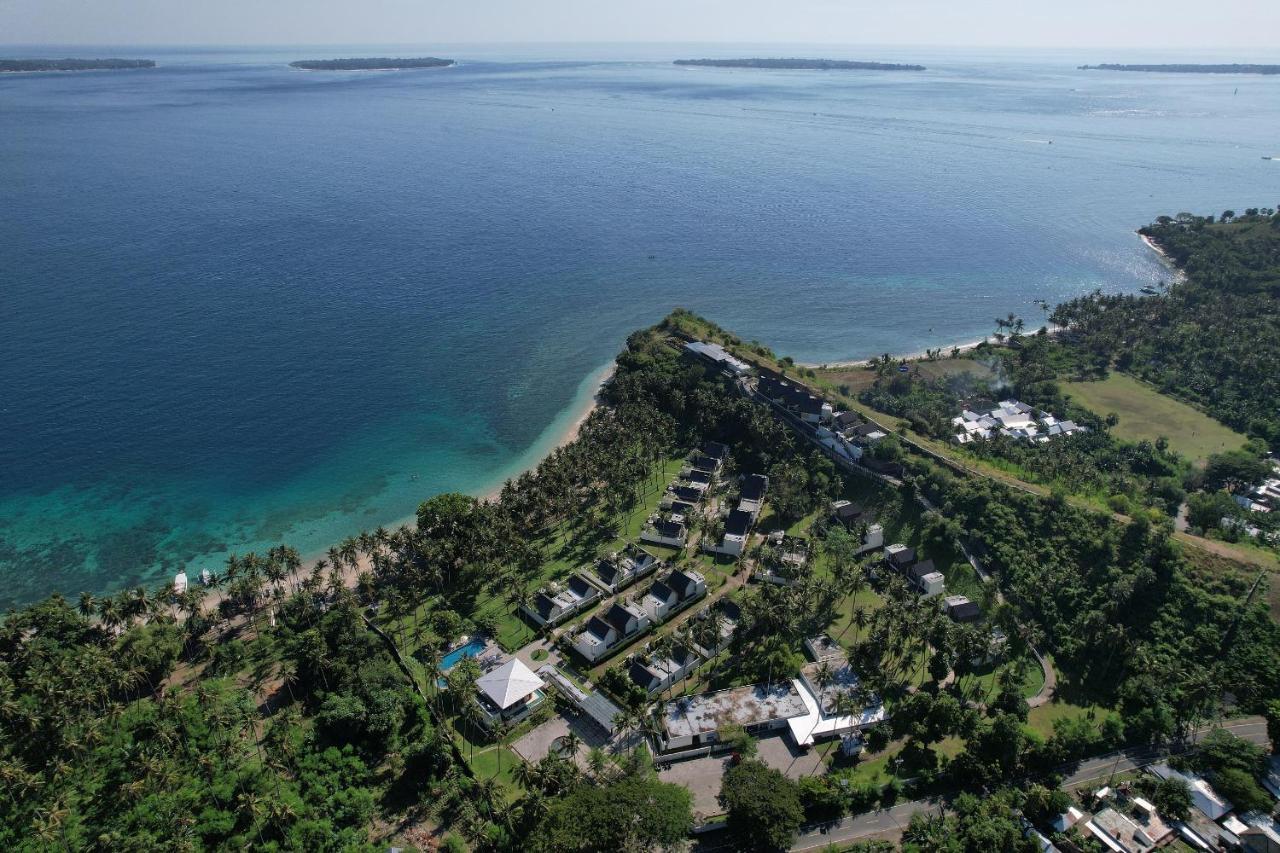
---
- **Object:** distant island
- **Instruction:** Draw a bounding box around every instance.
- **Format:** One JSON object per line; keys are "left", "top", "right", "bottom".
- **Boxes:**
{"left": 289, "top": 57, "right": 454, "bottom": 71}
{"left": 0, "top": 58, "right": 155, "bottom": 73}
{"left": 1079, "top": 63, "right": 1280, "bottom": 75}
{"left": 674, "top": 58, "right": 925, "bottom": 71}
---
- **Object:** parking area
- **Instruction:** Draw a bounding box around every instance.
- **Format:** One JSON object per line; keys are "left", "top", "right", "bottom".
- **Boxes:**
{"left": 756, "top": 734, "right": 825, "bottom": 779}
{"left": 657, "top": 753, "right": 733, "bottom": 820}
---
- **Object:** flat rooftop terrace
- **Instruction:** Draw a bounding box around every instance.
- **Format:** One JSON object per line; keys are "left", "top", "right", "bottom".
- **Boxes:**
{"left": 663, "top": 682, "right": 807, "bottom": 741}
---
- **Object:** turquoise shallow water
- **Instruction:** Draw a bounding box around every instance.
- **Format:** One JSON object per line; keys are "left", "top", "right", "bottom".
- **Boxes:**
{"left": 2, "top": 44, "right": 1277, "bottom": 609}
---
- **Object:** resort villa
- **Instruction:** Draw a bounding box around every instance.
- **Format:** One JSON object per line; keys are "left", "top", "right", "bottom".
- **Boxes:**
{"left": 952, "top": 399, "right": 1085, "bottom": 446}
{"left": 684, "top": 340, "right": 752, "bottom": 376}
{"left": 473, "top": 658, "right": 547, "bottom": 728}
{"left": 592, "top": 544, "right": 661, "bottom": 593}
{"left": 628, "top": 645, "right": 702, "bottom": 695}
{"left": 572, "top": 601, "right": 651, "bottom": 663}
{"left": 705, "top": 508, "right": 755, "bottom": 558}
{"left": 642, "top": 568, "right": 707, "bottom": 622}
{"left": 943, "top": 595, "right": 982, "bottom": 623}
{"left": 522, "top": 572, "right": 603, "bottom": 628}
{"left": 737, "top": 473, "right": 770, "bottom": 518}
{"left": 641, "top": 517, "right": 688, "bottom": 549}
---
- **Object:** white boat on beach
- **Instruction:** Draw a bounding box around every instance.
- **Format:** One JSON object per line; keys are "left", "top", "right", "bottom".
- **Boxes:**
{"left": 174, "top": 571, "right": 188, "bottom": 595}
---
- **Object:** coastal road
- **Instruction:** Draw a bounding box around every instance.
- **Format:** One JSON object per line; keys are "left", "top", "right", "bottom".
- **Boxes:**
{"left": 695, "top": 717, "right": 1268, "bottom": 852}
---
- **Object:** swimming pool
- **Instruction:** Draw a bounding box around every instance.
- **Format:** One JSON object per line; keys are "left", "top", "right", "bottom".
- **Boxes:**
{"left": 440, "top": 638, "right": 487, "bottom": 671}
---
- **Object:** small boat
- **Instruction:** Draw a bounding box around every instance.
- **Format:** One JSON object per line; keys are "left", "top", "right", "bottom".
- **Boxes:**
{"left": 200, "top": 569, "right": 213, "bottom": 586}
{"left": 1140, "top": 286, "right": 1158, "bottom": 295}
{"left": 174, "top": 571, "right": 188, "bottom": 595}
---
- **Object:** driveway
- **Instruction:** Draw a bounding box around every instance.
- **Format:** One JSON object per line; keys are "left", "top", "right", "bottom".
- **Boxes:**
{"left": 511, "top": 712, "right": 608, "bottom": 767}
{"left": 658, "top": 753, "right": 733, "bottom": 820}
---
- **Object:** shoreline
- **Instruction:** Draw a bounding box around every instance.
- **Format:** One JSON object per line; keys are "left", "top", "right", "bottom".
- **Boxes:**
{"left": 279, "top": 361, "right": 616, "bottom": 597}
{"left": 800, "top": 336, "right": 992, "bottom": 370}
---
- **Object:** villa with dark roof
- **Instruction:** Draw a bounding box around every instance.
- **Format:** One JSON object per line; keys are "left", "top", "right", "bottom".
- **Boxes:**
{"left": 572, "top": 601, "right": 652, "bottom": 662}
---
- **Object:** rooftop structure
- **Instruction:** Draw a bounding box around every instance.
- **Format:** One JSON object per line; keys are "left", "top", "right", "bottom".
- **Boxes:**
{"left": 1087, "top": 807, "right": 1157, "bottom": 853}
{"left": 476, "top": 658, "right": 545, "bottom": 711}
{"left": 685, "top": 340, "right": 751, "bottom": 375}
{"left": 788, "top": 657, "right": 886, "bottom": 747}
{"left": 661, "top": 682, "right": 808, "bottom": 748}
{"left": 1149, "top": 763, "right": 1233, "bottom": 821}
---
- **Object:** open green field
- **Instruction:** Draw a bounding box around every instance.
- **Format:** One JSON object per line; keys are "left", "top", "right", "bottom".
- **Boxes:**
{"left": 1063, "top": 372, "right": 1246, "bottom": 463}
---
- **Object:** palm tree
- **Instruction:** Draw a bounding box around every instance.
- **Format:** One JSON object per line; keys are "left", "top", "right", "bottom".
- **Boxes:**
{"left": 512, "top": 759, "right": 540, "bottom": 792}
{"left": 559, "top": 730, "right": 583, "bottom": 763}
{"left": 77, "top": 591, "right": 96, "bottom": 621}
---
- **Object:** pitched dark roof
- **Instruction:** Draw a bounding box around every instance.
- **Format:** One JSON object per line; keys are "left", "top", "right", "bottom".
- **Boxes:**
{"left": 946, "top": 599, "right": 981, "bottom": 622}
{"left": 795, "top": 395, "right": 824, "bottom": 415}
{"left": 704, "top": 441, "right": 731, "bottom": 460}
{"left": 595, "top": 558, "right": 622, "bottom": 586}
{"left": 628, "top": 660, "right": 662, "bottom": 691}
{"left": 653, "top": 519, "right": 685, "bottom": 539}
{"left": 757, "top": 376, "right": 792, "bottom": 399}
{"left": 672, "top": 485, "right": 702, "bottom": 503}
{"left": 692, "top": 454, "right": 720, "bottom": 471}
{"left": 740, "top": 474, "right": 769, "bottom": 501}
{"left": 586, "top": 614, "right": 614, "bottom": 640}
{"left": 605, "top": 603, "right": 638, "bottom": 634}
{"left": 852, "top": 423, "right": 882, "bottom": 437}
{"left": 833, "top": 502, "right": 866, "bottom": 521}
{"left": 669, "top": 500, "right": 696, "bottom": 515}
{"left": 719, "top": 599, "right": 742, "bottom": 622}
{"left": 687, "top": 470, "right": 712, "bottom": 484}
{"left": 906, "top": 560, "right": 937, "bottom": 584}
{"left": 887, "top": 546, "right": 916, "bottom": 566}
{"left": 649, "top": 580, "right": 677, "bottom": 603}
{"left": 724, "top": 509, "right": 753, "bottom": 537}
{"left": 834, "top": 411, "right": 860, "bottom": 428}
{"left": 669, "top": 569, "right": 703, "bottom": 599}
{"left": 534, "top": 592, "right": 559, "bottom": 620}
{"left": 568, "top": 574, "right": 596, "bottom": 598}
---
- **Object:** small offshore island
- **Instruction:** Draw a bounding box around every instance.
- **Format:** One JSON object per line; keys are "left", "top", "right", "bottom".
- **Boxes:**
{"left": 289, "top": 56, "right": 454, "bottom": 71}
{"left": 1080, "top": 63, "right": 1280, "bottom": 75}
{"left": 675, "top": 58, "right": 926, "bottom": 71}
{"left": 0, "top": 58, "right": 155, "bottom": 72}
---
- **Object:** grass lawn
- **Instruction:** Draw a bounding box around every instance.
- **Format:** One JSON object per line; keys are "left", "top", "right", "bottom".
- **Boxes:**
{"left": 954, "top": 654, "right": 1046, "bottom": 704}
{"left": 1063, "top": 372, "right": 1247, "bottom": 464}
{"left": 1025, "top": 700, "right": 1117, "bottom": 740}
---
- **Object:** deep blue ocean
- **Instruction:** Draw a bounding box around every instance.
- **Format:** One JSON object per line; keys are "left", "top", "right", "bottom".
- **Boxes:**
{"left": 2, "top": 44, "right": 1277, "bottom": 608}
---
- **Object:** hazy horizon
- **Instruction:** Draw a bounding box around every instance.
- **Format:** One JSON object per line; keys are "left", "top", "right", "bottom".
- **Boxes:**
{"left": 3, "top": 0, "right": 1279, "bottom": 51}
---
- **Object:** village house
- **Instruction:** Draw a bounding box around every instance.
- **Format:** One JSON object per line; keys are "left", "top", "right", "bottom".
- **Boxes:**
{"left": 1086, "top": 807, "right": 1160, "bottom": 853}
{"left": 572, "top": 601, "right": 651, "bottom": 663}
{"left": 592, "top": 544, "right": 661, "bottom": 593}
{"left": 473, "top": 658, "right": 547, "bottom": 728}
{"left": 522, "top": 572, "right": 603, "bottom": 627}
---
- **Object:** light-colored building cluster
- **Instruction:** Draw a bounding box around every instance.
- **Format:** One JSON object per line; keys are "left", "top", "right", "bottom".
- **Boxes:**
{"left": 952, "top": 399, "right": 1085, "bottom": 445}
{"left": 655, "top": 632, "right": 885, "bottom": 754}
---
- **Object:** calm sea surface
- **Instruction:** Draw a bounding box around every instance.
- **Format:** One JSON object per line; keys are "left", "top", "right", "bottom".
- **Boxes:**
{"left": 2, "top": 44, "right": 1277, "bottom": 608}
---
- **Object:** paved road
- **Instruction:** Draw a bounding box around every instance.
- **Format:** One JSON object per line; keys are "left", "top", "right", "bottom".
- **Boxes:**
{"left": 695, "top": 716, "right": 1268, "bottom": 852}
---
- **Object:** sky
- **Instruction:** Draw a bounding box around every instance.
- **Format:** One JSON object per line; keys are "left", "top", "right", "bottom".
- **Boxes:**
{"left": 2, "top": 0, "right": 1278, "bottom": 50}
